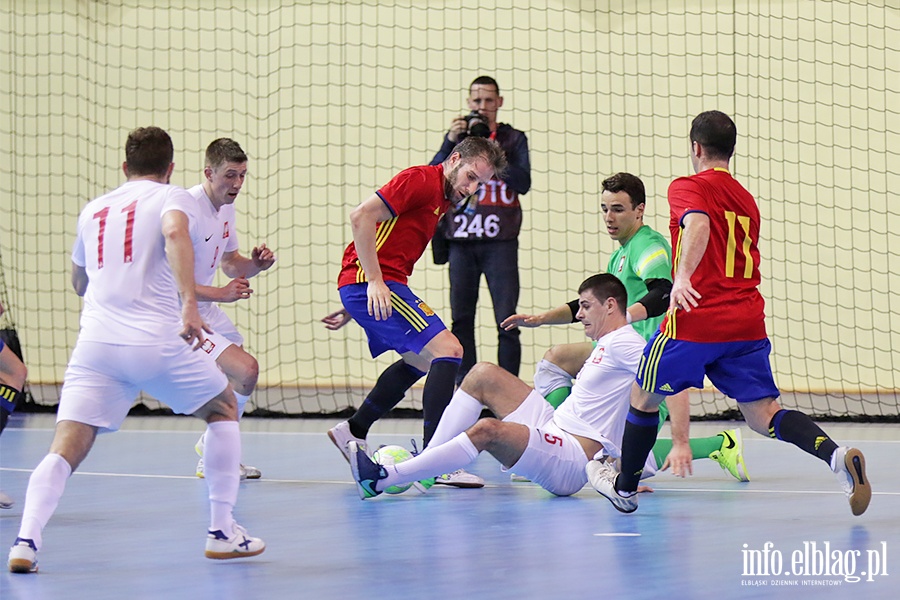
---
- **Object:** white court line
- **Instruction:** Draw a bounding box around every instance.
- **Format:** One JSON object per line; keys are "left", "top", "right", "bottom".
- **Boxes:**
{"left": 0, "top": 466, "right": 897, "bottom": 496}
{"left": 6, "top": 426, "right": 900, "bottom": 443}
{"left": 0, "top": 467, "right": 354, "bottom": 486}
{"left": 594, "top": 533, "right": 641, "bottom": 537}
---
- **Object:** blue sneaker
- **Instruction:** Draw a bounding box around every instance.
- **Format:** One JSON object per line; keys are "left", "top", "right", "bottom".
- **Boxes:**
{"left": 349, "top": 441, "right": 387, "bottom": 500}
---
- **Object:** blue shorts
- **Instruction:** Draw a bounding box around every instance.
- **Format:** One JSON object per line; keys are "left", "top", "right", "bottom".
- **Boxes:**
{"left": 636, "top": 331, "right": 780, "bottom": 403}
{"left": 339, "top": 282, "right": 447, "bottom": 358}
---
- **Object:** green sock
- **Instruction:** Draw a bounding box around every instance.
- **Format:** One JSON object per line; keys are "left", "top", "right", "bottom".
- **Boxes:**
{"left": 652, "top": 433, "right": 725, "bottom": 469}
{"left": 544, "top": 387, "right": 571, "bottom": 409}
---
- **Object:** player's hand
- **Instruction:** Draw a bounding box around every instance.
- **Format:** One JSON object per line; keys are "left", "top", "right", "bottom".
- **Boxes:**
{"left": 636, "top": 485, "right": 655, "bottom": 494}
{"left": 501, "top": 313, "right": 542, "bottom": 330}
{"left": 659, "top": 442, "right": 694, "bottom": 477}
{"left": 179, "top": 303, "right": 214, "bottom": 351}
{"left": 219, "top": 277, "right": 253, "bottom": 303}
{"left": 322, "top": 308, "right": 353, "bottom": 331}
{"left": 669, "top": 277, "right": 701, "bottom": 313}
{"left": 367, "top": 280, "right": 392, "bottom": 321}
{"left": 251, "top": 243, "right": 276, "bottom": 271}
{"left": 447, "top": 117, "right": 468, "bottom": 143}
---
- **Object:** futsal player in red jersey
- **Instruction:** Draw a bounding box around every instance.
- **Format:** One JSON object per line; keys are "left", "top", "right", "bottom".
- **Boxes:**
{"left": 587, "top": 111, "right": 871, "bottom": 516}
{"left": 323, "top": 136, "right": 507, "bottom": 470}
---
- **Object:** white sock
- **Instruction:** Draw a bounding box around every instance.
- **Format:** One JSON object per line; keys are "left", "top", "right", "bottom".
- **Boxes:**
{"left": 426, "top": 389, "right": 483, "bottom": 449}
{"left": 383, "top": 432, "right": 480, "bottom": 490}
{"left": 17, "top": 453, "right": 72, "bottom": 550}
{"left": 533, "top": 359, "right": 574, "bottom": 399}
{"left": 234, "top": 392, "right": 251, "bottom": 420}
{"left": 203, "top": 420, "right": 241, "bottom": 533}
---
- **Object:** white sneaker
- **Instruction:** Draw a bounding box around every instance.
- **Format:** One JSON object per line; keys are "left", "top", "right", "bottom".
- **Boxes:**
{"left": 0, "top": 491, "right": 13, "bottom": 509}
{"left": 240, "top": 464, "right": 262, "bottom": 480}
{"left": 196, "top": 458, "right": 262, "bottom": 480}
{"left": 205, "top": 523, "right": 266, "bottom": 560}
{"left": 509, "top": 473, "right": 531, "bottom": 483}
{"left": 832, "top": 447, "right": 871, "bottom": 516}
{"left": 8, "top": 538, "right": 38, "bottom": 573}
{"left": 327, "top": 421, "right": 367, "bottom": 463}
{"left": 586, "top": 459, "right": 638, "bottom": 513}
{"left": 433, "top": 469, "right": 484, "bottom": 488}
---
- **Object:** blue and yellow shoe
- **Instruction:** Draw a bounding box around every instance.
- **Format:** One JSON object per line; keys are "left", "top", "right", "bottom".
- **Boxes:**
{"left": 709, "top": 429, "right": 750, "bottom": 482}
{"left": 349, "top": 441, "right": 387, "bottom": 500}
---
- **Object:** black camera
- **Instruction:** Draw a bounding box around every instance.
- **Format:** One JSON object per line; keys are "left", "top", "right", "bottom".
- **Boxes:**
{"left": 462, "top": 110, "right": 491, "bottom": 138}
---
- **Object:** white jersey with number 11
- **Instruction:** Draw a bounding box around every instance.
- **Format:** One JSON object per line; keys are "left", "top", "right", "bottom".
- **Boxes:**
{"left": 71, "top": 179, "right": 195, "bottom": 346}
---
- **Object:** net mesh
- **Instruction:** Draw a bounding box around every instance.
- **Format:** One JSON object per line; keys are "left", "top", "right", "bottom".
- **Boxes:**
{"left": 1, "top": 0, "right": 897, "bottom": 419}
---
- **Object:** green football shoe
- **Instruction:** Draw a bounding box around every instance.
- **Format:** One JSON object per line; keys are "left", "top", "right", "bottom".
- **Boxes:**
{"left": 709, "top": 428, "right": 750, "bottom": 482}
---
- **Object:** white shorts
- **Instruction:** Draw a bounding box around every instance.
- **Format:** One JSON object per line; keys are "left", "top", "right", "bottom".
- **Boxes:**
{"left": 198, "top": 305, "right": 243, "bottom": 361}
{"left": 502, "top": 390, "right": 659, "bottom": 495}
{"left": 502, "top": 390, "right": 591, "bottom": 496}
{"left": 57, "top": 339, "right": 229, "bottom": 432}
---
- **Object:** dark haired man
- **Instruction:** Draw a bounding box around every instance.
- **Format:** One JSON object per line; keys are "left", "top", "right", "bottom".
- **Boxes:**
{"left": 503, "top": 172, "right": 748, "bottom": 482}
{"left": 8, "top": 127, "right": 264, "bottom": 574}
{"left": 588, "top": 111, "right": 871, "bottom": 516}
{"left": 347, "top": 274, "right": 660, "bottom": 499}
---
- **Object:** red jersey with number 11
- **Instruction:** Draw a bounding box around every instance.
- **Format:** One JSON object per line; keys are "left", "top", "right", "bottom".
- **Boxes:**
{"left": 660, "top": 168, "right": 767, "bottom": 342}
{"left": 339, "top": 165, "right": 449, "bottom": 288}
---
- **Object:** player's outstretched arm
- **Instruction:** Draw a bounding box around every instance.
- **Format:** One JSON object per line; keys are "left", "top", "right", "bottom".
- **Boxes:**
{"left": 501, "top": 303, "right": 576, "bottom": 330}
{"left": 322, "top": 308, "right": 352, "bottom": 331}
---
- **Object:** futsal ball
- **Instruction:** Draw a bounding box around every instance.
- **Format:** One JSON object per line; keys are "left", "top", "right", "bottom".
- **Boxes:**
{"left": 372, "top": 445, "right": 414, "bottom": 495}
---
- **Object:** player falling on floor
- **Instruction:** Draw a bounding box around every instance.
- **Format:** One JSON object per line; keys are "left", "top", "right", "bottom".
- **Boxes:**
{"left": 322, "top": 136, "right": 506, "bottom": 489}
{"left": 587, "top": 111, "right": 871, "bottom": 516}
{"left": 348, "top": 274, "right": 670, "bottom": 499}
{"left": 186, "top": 138, "right": 275, "bottom": 481}
{"left": 502, "top": 172, "right": 748, "bottom": 482}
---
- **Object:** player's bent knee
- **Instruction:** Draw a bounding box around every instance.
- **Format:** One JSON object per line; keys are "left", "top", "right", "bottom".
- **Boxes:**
{"left": 429, "top": 331, "right": 464, "bottom": 359}
{"left": 234, "top": 356, "right": 259, "bottom": 395}
{"left": 542, "top": 344, "right": 565, "bottom": 364}
{"left": 466, "top": 418, "right": 503, "bottom": 450}
{"left": 463, "top": 362, "right": 504, "bottom": 389}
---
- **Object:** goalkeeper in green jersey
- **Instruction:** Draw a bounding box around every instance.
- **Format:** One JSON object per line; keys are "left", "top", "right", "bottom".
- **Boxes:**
{"left": 502, "top": 172, "right": 748, "bottom": 482}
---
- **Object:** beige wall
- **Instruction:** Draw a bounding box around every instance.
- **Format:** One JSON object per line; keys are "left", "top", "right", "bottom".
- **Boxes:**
{"left": 1, "top": 1, "right": 897, "bottom": 412}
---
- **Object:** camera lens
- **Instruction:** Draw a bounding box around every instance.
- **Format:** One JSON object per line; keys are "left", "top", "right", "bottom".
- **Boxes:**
{"left": 466, "top": 112, "right": 491, "bottom": 138}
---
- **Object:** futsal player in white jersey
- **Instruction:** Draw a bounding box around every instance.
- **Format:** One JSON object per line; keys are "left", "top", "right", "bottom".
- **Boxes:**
{"left": 348, "top": 273, "right": 661, "bottom": 499}
{"left": 7, "top": 127, "right": 264, "bottom": 574}
{"left": 185, "top": 138, "right": 275, "bottom": 480}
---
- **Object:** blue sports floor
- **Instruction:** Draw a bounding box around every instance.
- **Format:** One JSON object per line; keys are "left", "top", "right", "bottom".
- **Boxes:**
{"left": 0, "top": 414, "right": 897, "bottom": 600}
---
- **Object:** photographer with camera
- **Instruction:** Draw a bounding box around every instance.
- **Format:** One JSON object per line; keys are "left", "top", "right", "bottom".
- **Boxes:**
{"left": 429, "top": 75, "right": 531, "bottom": 399}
